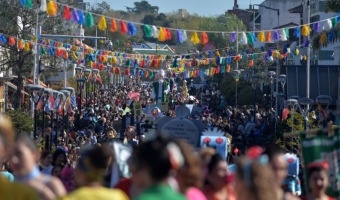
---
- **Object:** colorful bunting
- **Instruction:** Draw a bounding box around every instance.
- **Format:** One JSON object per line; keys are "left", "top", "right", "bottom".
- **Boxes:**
{"left": 63, "top": 6, "right": 71, "bottom": 20}
{"left": 191, "top": 32, "right": 200, "bottom": 44}
{"left": 98, "top": 16, "right": 107, "bottom": 31}
{"left": 200, "top": 32, "right": 209, "bottom": 45}
{"left": 120, "top": 21, "right": 128, "bottom": 34}
{"left": 85, "top": 12, "right": 94, "bottom": 27}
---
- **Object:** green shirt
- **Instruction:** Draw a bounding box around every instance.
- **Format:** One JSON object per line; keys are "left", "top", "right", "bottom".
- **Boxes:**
{"left": 134, "top": 184, "right": 187, "bottom": 200}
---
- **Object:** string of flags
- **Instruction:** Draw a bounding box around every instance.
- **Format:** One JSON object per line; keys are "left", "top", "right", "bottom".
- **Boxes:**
{"left": 18, "top": 0, "right": 340, "bottom": 47}
{"left": 10, "top": 0, "right": 340, "bottom": 81}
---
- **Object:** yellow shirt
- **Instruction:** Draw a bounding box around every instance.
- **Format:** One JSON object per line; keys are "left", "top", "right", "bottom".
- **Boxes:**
{"left": 0, "top": 177, "right": 38, "bottom": 200}
{"left": 59, "top": 187, "right": 129, "bottom": 200}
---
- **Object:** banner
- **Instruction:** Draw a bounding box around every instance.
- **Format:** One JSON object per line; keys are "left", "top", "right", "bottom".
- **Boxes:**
{"left": 133, "top": 102, "right": 143, "bottom": 116}
{"left": 110, "top": 142, "right": 132, "bottom": 187}
{"left": 302, "top": 132, "right": 340, "bottom": 198}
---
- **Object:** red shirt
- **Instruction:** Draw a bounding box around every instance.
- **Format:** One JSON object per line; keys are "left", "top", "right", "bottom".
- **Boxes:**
{"left": 300, "top": 196, "right": 335, "bottom": 200}
{"left": 114, "top": 178, "right": 132, "bottom": 198}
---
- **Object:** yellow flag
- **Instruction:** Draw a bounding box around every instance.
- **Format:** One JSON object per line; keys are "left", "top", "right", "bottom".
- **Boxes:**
{"left": 191, "top": 32, "right": 200, "bottom": 44}
{"left": 158, "top": 28, "right": 166, "bottom": 42}
{"left": 98, "top": 16, "right": 107, "bottom": 31}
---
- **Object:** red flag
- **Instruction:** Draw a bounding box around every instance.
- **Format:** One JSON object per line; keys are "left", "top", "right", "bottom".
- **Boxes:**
{"left": 282, "top": 108, "right": 289, "bottom": 120}
{"left": 318, "top": 101, "right": 327, "bottom": 119}
{"left": 58, "top": 100, "right": 64, "bottom": 115}
{"left": 36, "top": 99, "right": 43, "bottom": 110}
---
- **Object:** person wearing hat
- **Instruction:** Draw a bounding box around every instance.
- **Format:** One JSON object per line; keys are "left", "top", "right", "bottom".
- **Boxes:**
{"left": 151, "top": 69, "right": 170, "bottom": 103}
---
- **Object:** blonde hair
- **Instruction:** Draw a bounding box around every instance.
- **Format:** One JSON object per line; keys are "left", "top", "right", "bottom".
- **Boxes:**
{"left": 0, "top": 114, "right": 15, "bottom": 150}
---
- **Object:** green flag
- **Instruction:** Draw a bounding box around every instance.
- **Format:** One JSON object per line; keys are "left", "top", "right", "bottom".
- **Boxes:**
{"left": 302, "top": 131, "right": 340, "bottom": 198}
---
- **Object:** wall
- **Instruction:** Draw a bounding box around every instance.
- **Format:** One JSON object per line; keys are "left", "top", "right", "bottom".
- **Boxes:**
{"left": 259, "top": 0, "right": 302, "bottom": 30}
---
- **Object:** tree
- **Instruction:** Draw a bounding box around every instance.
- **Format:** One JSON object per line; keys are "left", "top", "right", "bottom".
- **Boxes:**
{"left": 6, "top": 108, "right": 34, "bottom": 134}
{"left": 127, "top": 1, "right": 159, "bottom": 14}
{"left": 91, "top": 1, "right": 111, "bottom": 14}
{"left": 0, "top": 0, "right": 75, "bottom": 109}
{"left": 325, "top": 0, "right": 340, "bottom": 12}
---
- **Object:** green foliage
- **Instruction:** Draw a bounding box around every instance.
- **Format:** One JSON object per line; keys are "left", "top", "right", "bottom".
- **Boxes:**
{"left": 218, "top": 74, "right": 263, "bottom": 106}
{"left": 325, "top": 0, "right": 340, "bottom": 13}
{"left": 126, "top": 1, "right": 159, "bottom": 14}
{"left": 5, "top": 108, "right": 33, "bottom": 134}
{"left": 275, "top": 111, "right": 316, "bottom": 157}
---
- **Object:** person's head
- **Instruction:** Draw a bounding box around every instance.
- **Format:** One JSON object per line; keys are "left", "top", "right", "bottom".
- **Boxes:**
{"left": 205, "top": 153, "right": 228, "bottom": 189}
{"left": 11, "top": 135, "right": 39, "bottom": 177}
{"left": 130, "top": 135, "right": 180, "bottom": 188}
{"left": 263, "top": 145, "right": 287, "bottom": 185}
{"left": 52, "top": 149, "right": 67, "bottom": 167}
{"left": 125, "top": 126, "right": 137, "bottom": 140}
{"left": 52, "top": 165, "right": 63, "bottom": 178}
{"left": 40, "top": 150, "right": 53, "bottom": 167}
{"left": 0, "top": 115, "right": 15, "bottom": 162}
{"left": 307, "top": 163, "right": 329, "bottom": 195}
{"left": 75, "top": 145, "right": 111, "bottom": 186}
{"left": 235, "top": 156, "right": 277, "bottom": 200}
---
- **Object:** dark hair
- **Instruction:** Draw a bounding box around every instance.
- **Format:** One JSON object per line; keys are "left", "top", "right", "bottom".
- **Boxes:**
{"left": 263, "top": 144, "right": 285, "bottom": 162}
{"left": 236, "top": 157, "right": 277, "bottom": 200}
{"left": 207, "top": 153, "right": 224, "bottom": 173}
{"left": 41, "top": 150, "right": 51, "bottom": 159}
{"left": 133, "top": 135, "right": 172, "bottom": 182}
{"left": 308, "top": 166, "right": 327, "bottom": 179}
{"left": 52, "top": 149, "right": 67, "bottom": 167}
{"left": 80, "top": 145, "right": 111, "bottom": 170}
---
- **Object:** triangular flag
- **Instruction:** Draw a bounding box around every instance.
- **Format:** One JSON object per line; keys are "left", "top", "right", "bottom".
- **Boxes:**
{"left": 98, "top": 16, "right": 107, "bottom": 31}
{"left": 191, "top": 32, "right": 200, "bottom": 44}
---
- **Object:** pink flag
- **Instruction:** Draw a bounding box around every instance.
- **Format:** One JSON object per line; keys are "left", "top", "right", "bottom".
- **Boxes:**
{"left": 129, "top": 92, "right": 140, "bottom": 101}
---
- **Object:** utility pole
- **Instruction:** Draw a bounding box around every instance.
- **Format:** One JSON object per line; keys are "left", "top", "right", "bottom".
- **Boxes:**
{"left": 307, "top": 0, "right": 311, "bottom": 100}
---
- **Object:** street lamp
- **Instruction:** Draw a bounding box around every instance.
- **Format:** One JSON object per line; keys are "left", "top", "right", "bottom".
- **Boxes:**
{"left": 61, "top": 87, "right": 74, "bottom": 133}
{"left": 83, "top": 69, "right": 91, "bottom": 109}
{"left": 267, "top": 71, "right": 276, "bottom": 109}
{"left": 106, "top": 65, "right": 112, "bottom": 89}
{"left": 298, "top": 97, "right": 313, "bottom": 130}
{"left": 251, "top": 74, "right": 260, "bottom": 122}
{"left": 278, "top": 74, "right": 286, "bottom": 95}
{"left": 231, "top": 70, "right": 241, "bottom": 108}
{"left": 54, "top": 91, "right": 64, "bottom": 147}
{"left": 25, "top": 84, "right": 44, "bottom": 139}
{"left": 42, "top": 88, "right": 53, "bottom": 130}
{"left": 255, "top": 3, "right": 280, "bottom": 124}
{"left": 76, "top": 78, "right": 85, "bottom": 113}
{"left": 60, "top": 89, "right": 70, "bottom": 141}
{"left": 92, "top": 69, "right": 99, "bottom": 105}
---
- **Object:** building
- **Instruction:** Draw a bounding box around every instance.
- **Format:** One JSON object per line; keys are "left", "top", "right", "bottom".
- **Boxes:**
{"left": 226, "top": 1, "right": 261, "bottom": 31}
{"left": 258, "top": 0, "right": 302, "bottom": 31}
{"left": 306, "top": 0, "right": 338, "bottom": 65}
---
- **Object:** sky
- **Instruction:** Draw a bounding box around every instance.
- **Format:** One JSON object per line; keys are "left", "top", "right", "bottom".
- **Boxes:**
{"left": 87, "top": 0, "right": 264, "bottom": 16}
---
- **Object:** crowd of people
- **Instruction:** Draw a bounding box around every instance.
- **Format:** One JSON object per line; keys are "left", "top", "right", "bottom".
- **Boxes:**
{"left": 0, "top": 75, "right": 337, "bottom": 200}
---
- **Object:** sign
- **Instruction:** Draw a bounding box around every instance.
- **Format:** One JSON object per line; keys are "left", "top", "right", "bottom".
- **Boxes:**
{"left": 110, "top": 142, "right": 132, "bottom": 187}
{"left": 302, "top": 132, "right": 340, "bottom": 198}
{"left": 133, "top": 102, "right": 142, "bottom": 116}
{"left": 160, "top": 118, "right": 200, "bottom": 147}
{"left": 175, "top": 105, "right": 191, "bottom": 118}
{"left": 200, "top": 127, "right": 228, "bottom": 160}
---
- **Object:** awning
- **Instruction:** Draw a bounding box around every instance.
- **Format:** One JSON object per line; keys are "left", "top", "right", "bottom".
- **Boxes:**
{"left": 4, "top": 81, "right": 29, "bottom": 96}
{"left": 27, "top": 79, "right": 48, "bottom": 88}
